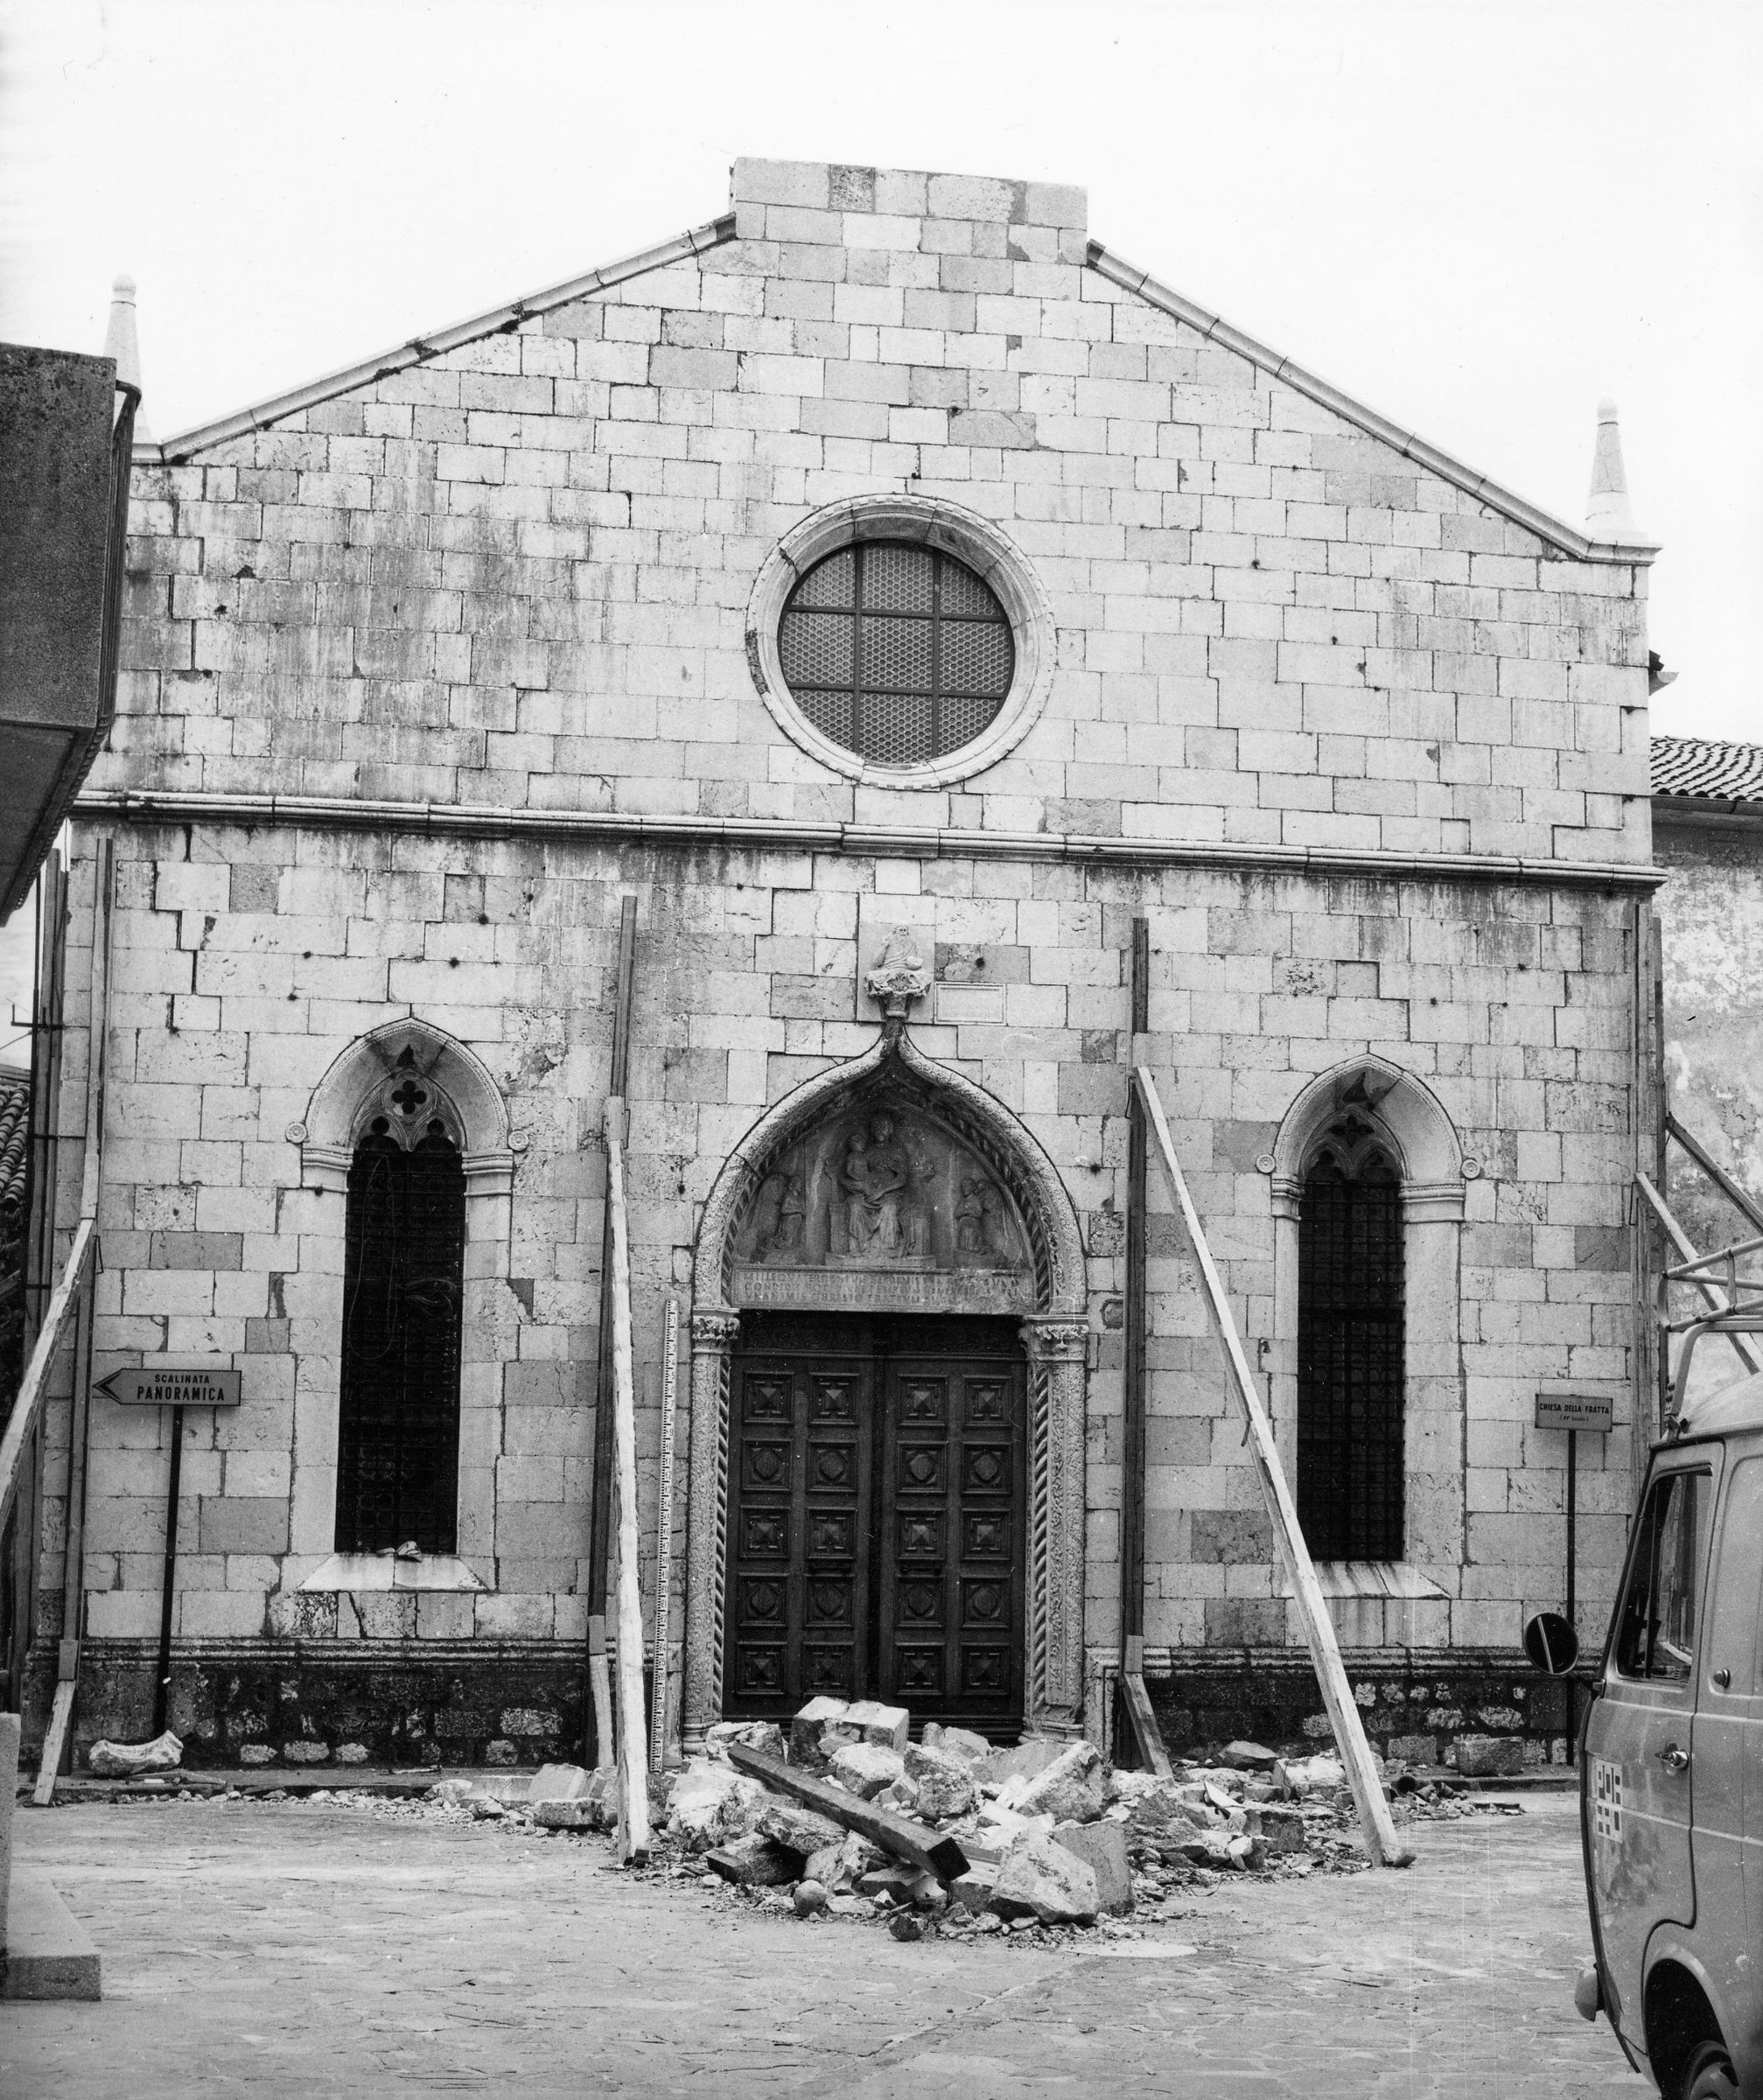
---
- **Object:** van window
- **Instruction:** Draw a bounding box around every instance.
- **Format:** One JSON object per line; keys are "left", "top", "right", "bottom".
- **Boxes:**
{"left": 1705, "top": 1457, "right": 1763, "bottom": 1699}
{"left": 1615, "top": 1467, "right": 1711, "bottom": 1681}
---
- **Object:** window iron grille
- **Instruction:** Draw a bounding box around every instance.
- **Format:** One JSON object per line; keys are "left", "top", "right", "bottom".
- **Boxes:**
{"left": 779, "top": 540, "right": 1014, "bottom": 766}
{"left": 335, "top": 1124, "right": 465, "bottom": 1555}
{"left": 1296, "top": 1129, "right": 1405, "bottom": 1562}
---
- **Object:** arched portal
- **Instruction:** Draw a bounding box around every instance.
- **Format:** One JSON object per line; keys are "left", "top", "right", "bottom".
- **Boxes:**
{"left": 682, "top": 1033, "right": 1087, "bottom": 1746}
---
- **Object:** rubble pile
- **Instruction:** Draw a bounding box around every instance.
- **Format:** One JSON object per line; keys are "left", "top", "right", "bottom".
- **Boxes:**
{"left": 631, "top": 1708, "right": 1419, "bottom": 1940}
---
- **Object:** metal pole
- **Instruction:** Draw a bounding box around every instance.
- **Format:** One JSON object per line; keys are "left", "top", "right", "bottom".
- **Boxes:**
{"left": 151, "top": 1404, "right": 185, "bottom": 1738}
{"left": 1566, "top": 1429, "right": 1577, "bottom": 1767}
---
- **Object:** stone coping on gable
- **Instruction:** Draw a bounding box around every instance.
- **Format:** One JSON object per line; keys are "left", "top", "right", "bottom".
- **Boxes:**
{"left": 73, "top": 788, "right": 1665, "bottom": 892}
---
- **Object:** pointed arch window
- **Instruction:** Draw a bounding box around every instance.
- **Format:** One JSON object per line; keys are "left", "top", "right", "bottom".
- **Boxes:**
{"left": 1296, "top": 1113, "right": 1405, "bottom": 1562}
{"left": 335, "top": 1050, "right": 466, "bottom": 1555}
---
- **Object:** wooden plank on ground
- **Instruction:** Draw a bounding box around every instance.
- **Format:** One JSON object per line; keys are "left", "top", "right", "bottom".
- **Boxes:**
{"left": 1133, "top": 1068, "right": 1414, "bottom": 1870}
{"left": 31, "top": 1683, "right": 76, "bottom": 1807}
{"left": 726, "top": 1742, "right": 969, "bottom": 1881}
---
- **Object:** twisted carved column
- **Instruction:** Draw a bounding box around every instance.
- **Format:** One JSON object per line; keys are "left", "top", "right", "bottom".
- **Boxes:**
{"left": 681, "top": 1306, "right": 741, "bottom": 1750}
{"left": 1021, "top": 1315, "right": 1088, "bottom": 1731}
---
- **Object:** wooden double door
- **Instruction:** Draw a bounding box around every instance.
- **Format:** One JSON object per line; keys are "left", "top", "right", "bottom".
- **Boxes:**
{"left": 724, "top": 1312, "right": 1026, "bottom": 1735}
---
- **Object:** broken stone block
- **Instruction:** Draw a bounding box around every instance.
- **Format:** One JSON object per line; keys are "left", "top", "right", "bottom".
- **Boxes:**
{"left": 828, "top": 1742, "right": 906, "bottom": 1800}
{"left": 706, "top": 1835, "right": 800, "bottom": 1887}
{"left": 87, "top": 1731, "right": 183, "bottom": 1778}
{"left": 794, "top": 1880, "right": 828, "bottom": 1917}
{"left": 532, "top": 1799, "right": 605, "bottom": 1831}
{"left": 1226, "top": 1834, "right": 1261, "bottom": 1871}
{"left": 1017, "top": 1740, "right": 1108, "bottom": 1824}
{"left": 1170, "top": 1830, "right": 1235, "bottom": 1870}
{"left": 1051, "top": 1820, "right": 1132, "bottom": 1915}
{"left": 974, "top": 1737, "right": 1063, "bottom": 1787}
{"left": 789, "top": 1698, "right": 850, "bottom": 1764}
{"left": 874, "top": 1773, "right": 921, "bottom": 1816}
{"left": 904, "top": 1742, "right": 978, "bottom": 1819}
{"left": 669, "top": 1762, "right": 764, "bottom": 1850}
{"left": 1277, "top": 1754, "right": 1345, "bottom": 1796}
{"left": 856, "top": 1865, "right": 920, "bottom": 1904}
{"left": 757, "top": 1798, "right": 847, "bottom": 1857}
{"left": 843, "top": 1700, "right": 910, "bottom": 1751}
{"left": 949, "top": 1865, "right": 997, "bottom": 1912}
{"left": 1453, "top": 1734, "right": 1525, "bottom": 1778}
{"left": 888, "top": 1910, "right": 934, "bottom": 1941}
{"left": 923, "top": 1724, "right": 991, "bottom": 1765}
{"left": 706, "top": 1720, "right": 786, "bottom": 1763}
{"left": 528, "top": 1762, "right": 591, "bottom": 1803}
{"left": 1255, "top": 1804, "right": 1308, "bottom": 1856}
{"left": 1220, "top": 1740, "right": 1278, "bottom": 1771}
{"left": 426, "top": 1778, "right": 475, "bottom": 1804}
{"left": 990, "top": 1833, "right": 1101, "bottom": 1924}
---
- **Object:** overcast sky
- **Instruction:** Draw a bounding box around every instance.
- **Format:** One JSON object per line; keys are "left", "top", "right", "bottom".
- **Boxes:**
{"left": 0, "top": 0, "right": 1757, "bottom": 1026}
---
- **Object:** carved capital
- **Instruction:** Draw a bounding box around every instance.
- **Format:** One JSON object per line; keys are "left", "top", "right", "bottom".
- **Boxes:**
{"left": 864, "top": 925, "right": 932, "bottom": 1021}
{"left": 1021, "top": 1316, "right": 1088, "bottom": 1362}
{"left": 690, "top": 1308, "right": 742, "bottom": 1352}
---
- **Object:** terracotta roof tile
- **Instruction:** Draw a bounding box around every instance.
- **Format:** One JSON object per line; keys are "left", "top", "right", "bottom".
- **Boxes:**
{"left": 1652, "top": 735, "right": 1763, "bottom": 805}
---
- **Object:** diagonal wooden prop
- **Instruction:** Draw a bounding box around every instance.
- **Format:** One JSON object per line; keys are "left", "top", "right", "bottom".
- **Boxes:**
{"left": 1134, "top": 1068, "right": 1413, "bottom": 1869}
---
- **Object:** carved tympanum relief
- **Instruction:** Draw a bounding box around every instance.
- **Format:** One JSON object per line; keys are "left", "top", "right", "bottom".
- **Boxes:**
{"left": 731, "top": 1094, "right": 1032, "bottom": 1314}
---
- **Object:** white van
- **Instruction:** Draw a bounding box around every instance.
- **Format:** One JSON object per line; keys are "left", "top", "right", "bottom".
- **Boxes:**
{"left": 1537, "top": 1368, "right": 1763, "bottom": 2098}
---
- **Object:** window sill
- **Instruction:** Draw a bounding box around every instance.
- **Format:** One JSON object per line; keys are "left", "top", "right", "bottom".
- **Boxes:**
{"left": 1277, "top": 1561, "right": 1448, "bottom": 1602}
{"left": 297, "top": 1552, "right": 487, "bottom": 1593}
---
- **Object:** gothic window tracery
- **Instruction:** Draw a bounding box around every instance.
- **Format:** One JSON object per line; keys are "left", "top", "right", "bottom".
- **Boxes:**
{"left": 335, "top": 1047, "right": 466, "bottom": 1554}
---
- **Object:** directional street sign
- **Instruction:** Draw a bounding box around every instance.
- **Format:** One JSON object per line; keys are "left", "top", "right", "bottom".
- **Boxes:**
{"left": 94, "top": 1365, "right": 242, "bottom": 1408}
{"left": 1534, "top": 1392, "right": 1613, "bottom": 1434}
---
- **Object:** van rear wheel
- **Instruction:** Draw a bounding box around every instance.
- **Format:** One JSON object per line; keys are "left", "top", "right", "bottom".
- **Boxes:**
{"left": 1681, "top": 2040, "right": 1739, "bottom": 2100}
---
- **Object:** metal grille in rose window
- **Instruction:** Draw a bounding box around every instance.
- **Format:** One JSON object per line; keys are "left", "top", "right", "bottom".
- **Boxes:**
{"left": 779, "top": 540, "right": 1014, "bottom": 764}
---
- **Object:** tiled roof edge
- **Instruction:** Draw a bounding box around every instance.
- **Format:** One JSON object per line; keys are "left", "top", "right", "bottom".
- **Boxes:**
{"left": 1086, "top": 242, "right": 1661, "bottom": 570}
{"left": 140, "top": 214, "right": 738, "bottom": 466}
{"left": 1650, "top": 732, "right": 1763, "bottom": 809}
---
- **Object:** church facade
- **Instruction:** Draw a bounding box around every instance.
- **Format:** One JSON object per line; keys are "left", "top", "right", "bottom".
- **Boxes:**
{"left": 27, "top": 159, "right": 1662, "bottom": 1770}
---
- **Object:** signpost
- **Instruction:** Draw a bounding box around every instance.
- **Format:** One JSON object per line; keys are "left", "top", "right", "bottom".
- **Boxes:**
{"left": 1535, "top": 1392, "right": 1613, "bottom": 1762}
{"left": 94, "top": 1366, "right": 241, "bottom": 1409}
{"left": 96, "top": 1362, "right": 244, "bottom": 1736}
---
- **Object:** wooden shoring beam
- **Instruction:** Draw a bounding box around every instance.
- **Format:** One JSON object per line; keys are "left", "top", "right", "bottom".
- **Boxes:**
{"left": 1634, "top": 1172, "right": 1763, "bottom": 1376}
{"left": 0, "top": 1219, "right": 96, "bottom": 1543}
{"left": 1133, "top": 1068, "right": 1413, "bottom": 1869}
{"left": 1116, "top": 919, "right": 1172, "bottom": 1777}
{"left": 38, "top": 839, "right": 117, "bottom": 1802}
{"left": 604, "top": 1096, "right": 650, "bottom": 1865}
{"left": 585, "top": 894, "right": 639, "bottom": 1768}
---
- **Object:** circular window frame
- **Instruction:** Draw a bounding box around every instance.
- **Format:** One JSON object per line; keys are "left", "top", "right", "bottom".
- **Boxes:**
{"left": 745, "top": 494, "right": 1056, "bottom": 788}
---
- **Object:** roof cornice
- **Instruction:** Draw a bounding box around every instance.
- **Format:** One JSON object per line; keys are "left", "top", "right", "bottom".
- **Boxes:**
{"left": 73, "top": 788, "right": 1665, "bottom": 893}
{"left": 142, "top": 214, "right": 738, "bottom": 466}
{"left": 1086, "top": 242, "right": 1660, "bottom": 569}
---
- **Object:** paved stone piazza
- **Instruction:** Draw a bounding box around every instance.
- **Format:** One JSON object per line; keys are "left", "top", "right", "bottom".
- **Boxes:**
{"left": 25, "top": 153, "right": 1661, "bottom": 1768}
{"left": 3, "top": 1788, "right": 1632, "bottom": 2096}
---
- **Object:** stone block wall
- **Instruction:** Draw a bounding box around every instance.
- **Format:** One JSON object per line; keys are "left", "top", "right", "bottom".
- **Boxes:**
{"left": 32, "top": 816, "right": 1644, "bottom": 1761}
{"left": 103, "top": 157, "right": 1652, "bottom": 862}
{"left": 28, "top": 156, "right": 1656, "bottom": 1761}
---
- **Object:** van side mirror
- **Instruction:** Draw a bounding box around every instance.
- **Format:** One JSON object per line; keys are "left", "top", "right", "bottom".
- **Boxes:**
{"left": 1523, "top": 1611, "right": 1579, "bottom": 1676}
